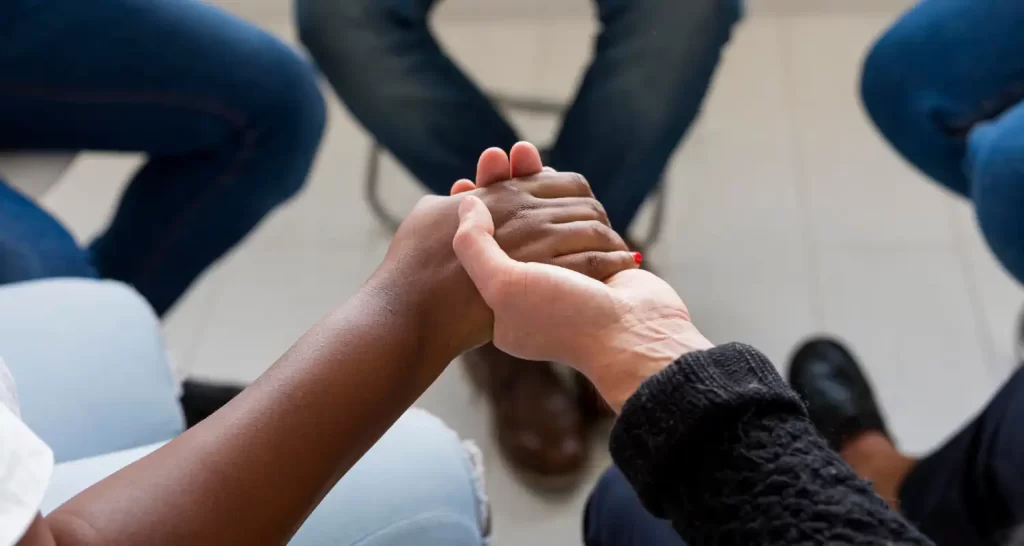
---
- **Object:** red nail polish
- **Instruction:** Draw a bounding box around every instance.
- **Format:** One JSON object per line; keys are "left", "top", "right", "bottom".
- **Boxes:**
{"left": 632, "top": 251, "right": 643, "bottom": 265}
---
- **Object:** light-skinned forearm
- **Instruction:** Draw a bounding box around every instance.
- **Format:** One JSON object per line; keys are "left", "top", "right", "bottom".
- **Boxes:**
{"left": 37, "top": 275, "right": 453, "bottom": 545}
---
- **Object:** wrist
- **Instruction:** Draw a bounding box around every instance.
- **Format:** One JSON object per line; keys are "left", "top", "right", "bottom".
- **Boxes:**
{"left": 578, "top": 314, "right": 713, "bottom": 412}
{"left": 360, "top": 268, "right": 466, "bottom": 367}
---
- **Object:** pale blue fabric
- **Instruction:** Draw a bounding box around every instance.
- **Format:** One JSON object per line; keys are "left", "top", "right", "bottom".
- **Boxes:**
{"left": 1, "top": 279, "right": 488, "bottom": 545}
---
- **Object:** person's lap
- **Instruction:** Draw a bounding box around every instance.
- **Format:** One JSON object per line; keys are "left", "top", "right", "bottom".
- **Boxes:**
{"left": 584, "top": 365, "right": 1024, "bottom": 546}
{"left": 584, "top": 465, "right": 685, "bottom": 546}
{"left": 298, "top": 0, "right": 739, "bottom": 232}
{"left": 898, "top": 365, "right": 1024, "bottom": 546}
{"left": 3, "top": 278, "right": 488, "bottom": 545}
{"left": 0, "top": 0, "right": 325, "bottom": 314}
{"left": 39, "top": 410, "right": 488, "bottom": 546}
{"left": 0, "top": 278, "right": 184, "bottom": 463}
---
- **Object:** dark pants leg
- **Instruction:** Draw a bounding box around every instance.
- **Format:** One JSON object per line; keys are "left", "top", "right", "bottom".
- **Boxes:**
{"left": 584, "top": 465, "right": 686, "bottom": 546}
{"left": 898, "top": 366, "right": 1024, "bottom": 546}
{"left": 296, "top": 0, "right": 517, "bottom": 199}
{"left": 551, "top": 0, "right": 741, "bottom": 232}
{"left": 0, "top": 0, "right": 326, "bottom": 315}
{"left": 298, "top": 0, "right": 739, "bottom": 234}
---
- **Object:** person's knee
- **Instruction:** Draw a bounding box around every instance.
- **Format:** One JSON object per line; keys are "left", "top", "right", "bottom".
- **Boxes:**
{"left": 967, "top": 119, "right": 1024, "bottom": 279}
{"left": 860, "top": 27, "right": 912, "bottom": 133}
{"left": 296, "top": 0, "right": 369, "bottom": 55}
{"left": 250, "top": 43, "right": 327, "bottom": 199}
{"left": 859, "top": 21, "right": 938, "bottom": 145}
{"left": 262, "top": 48, "right": 327, "bottom": 150}
{"left": 294, "top": 409, "right": 489, "bottom": 545}
{"left": 655, "top": 0, "right": 742, "bottom": 75}
{"left": 297, "top": 0, "right": 424, "bottom": 111}
{"left": 605, "top": 0, "right": 740, "bottom": 131}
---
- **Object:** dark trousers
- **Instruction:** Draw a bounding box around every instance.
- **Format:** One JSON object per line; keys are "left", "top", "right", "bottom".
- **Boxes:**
{"left": 297, "top": 0, "right": 741, "bottom": 233}
{"left": 584, "top": 366, "right": 1024, "bottom": 546}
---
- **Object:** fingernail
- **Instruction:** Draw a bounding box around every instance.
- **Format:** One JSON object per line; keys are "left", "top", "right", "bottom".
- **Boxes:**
{"left": 632, "top": 251, "right": 643, "bottom": 265}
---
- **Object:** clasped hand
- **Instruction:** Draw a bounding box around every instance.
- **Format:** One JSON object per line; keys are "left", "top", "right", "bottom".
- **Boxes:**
{"left": 371, "top": 142, "right": 712, "bottom": 412}
{"left": 368, "top": 142, "right": 638, "bottom": 362}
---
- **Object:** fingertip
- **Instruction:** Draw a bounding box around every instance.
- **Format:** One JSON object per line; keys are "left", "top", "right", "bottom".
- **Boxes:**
{"left": 510, "top": 141, "right": 543, "bottom": 178}
{"left": 542, "top": 166, "right": 556, "bottom": 172}
{"left": 477, "top": 147, "right": 511, "bottom": 187}
{"left": 450, "top": 179, "right": 476, "bottom": 196}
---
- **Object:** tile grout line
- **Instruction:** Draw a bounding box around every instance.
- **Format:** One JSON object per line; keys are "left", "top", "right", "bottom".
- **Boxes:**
{"left": 776, "top": 17, "right": 827, "bottom": 332}
{"left": 947, "top": 202, "right": 1005, "bottom": 383}
{"left": 171, "top": 269, "right": 228, "bottom": 381}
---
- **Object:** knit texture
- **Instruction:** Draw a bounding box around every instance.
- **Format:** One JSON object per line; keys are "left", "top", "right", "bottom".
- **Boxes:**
{"left": 610, "top": 342, "right": 934, "bottom": 545}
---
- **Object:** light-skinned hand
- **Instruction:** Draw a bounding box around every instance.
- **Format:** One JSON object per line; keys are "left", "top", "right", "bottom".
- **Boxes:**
{"left": 451, "top": 193, "right": 713, "bottom": 411}
{"left": 370, "top": 143, "right": 638, "bottom": 361}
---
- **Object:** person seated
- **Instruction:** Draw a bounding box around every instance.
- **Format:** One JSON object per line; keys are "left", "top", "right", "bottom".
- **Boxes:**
{"left": 786, "top": 338, "right": 1024, "bottom": 546}
{"left": 579, "top": 334, "right": 1024, "bottom": 545}
{"left": 1, "top": 280, "right": 490, "bottom": 546}
{"left": 5, "top": 143, "right": 933, "bottom": 545}
{"left": 295, "top": 0, "right": 743, "bottom": 482}
{"left": 861, "top": 0, "right": 1024, "bottom": 324}
{"left": 0, "top": 0, "right": 328, "bottom": 421}
{"left": 449, "top": 173, "right": 934, "bottom": 545}
{"left": 2, "top": 143, "right": 634, "bottom": 545}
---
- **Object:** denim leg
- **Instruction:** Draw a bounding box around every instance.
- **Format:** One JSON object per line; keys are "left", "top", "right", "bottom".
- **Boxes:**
{"left": 584, "top": 465, "right": 685, "bottom": 546}
{"left": 297, "top": 0, "right": 518, "bottom": 196}
{"left": 966, "top": 101, "right": 1024, "bottom": 286}
{"left": 898, "top": 366, "right": 1024, "bottom": 546}
{"left": 549, "top": 0, "right": 741, "bottom": 232}
{"left": 0, "top": 279, "right": 185, "bottom": 464}
{"left": 0, "top": 0, "right": 326, "bottom": 315}
{"left": 40, "top": 410, "right": 490, "bottom": 546}
{"left": 860, "top": 0, "right": 1024, "bottom": 199}
{"left": 292, "top": 409, "right": 489, "bottom": 545}
{"left": 0, "top": 182, "right": 97, "bottom": 284}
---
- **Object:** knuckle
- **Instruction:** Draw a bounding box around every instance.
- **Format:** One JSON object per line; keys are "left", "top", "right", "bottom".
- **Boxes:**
{"left": 581, "top": 220, "right": 605, "bottom": 241}
{"left": 452, "top": 226, "right": 474, "bottom": 249}
{"left": 585, "top": 252, "right": 604, "bottom": 275}
{"left": 413, "top": 195, "right": 437, "bottom": 209}
{"left": 569, "top": 173, "right": 593, "bottom": 196}
{"left": 588, "top": 199, "right": 609, "bottom": 222}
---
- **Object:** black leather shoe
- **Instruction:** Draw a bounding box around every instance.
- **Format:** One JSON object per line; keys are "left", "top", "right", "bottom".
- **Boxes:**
{"left": 787, "top": 338, "right": 890, "bottom": 452}
{"left": 180, "top": 379, "right": 245, "bottom": 428}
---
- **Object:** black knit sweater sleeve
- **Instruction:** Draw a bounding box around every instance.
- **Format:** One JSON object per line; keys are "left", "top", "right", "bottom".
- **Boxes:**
{"left": 609, "top": 342, "right": 933, "bottom": 545}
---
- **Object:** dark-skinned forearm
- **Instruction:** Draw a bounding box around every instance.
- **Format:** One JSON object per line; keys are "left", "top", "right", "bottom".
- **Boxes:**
{"left": 43, "top": 278, "right": 453, "bottom": 545}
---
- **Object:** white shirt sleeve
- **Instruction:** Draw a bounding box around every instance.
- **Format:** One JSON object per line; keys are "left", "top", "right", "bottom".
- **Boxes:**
{"left": 0, "top": 361, "right": 53, "bottom": 546}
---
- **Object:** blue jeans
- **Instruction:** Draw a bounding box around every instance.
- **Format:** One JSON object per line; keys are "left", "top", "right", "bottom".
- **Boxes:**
{"left": 296, "top": 0, "right": 741, "bottom": 233}
{"left": 0, "top": 279, "right": 490, "bottom": 545}
{"left": 860, "top": 0, "right": 1024, "bottom": 284}
{"left": 0, "top": 0, "right": 326, "bottom": 315}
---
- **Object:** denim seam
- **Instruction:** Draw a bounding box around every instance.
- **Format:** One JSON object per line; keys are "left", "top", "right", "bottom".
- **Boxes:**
{"left": 0, "top": 84, "right": 258, "bottom": 288}
{"left": 0, "top": 84, "right": 248, "bottom": 126}
{"left": 133, "top": 127, "right": 257, "bottom": 288}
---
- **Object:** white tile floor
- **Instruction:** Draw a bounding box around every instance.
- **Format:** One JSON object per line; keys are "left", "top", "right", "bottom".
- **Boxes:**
{"left": 34, "top": 6, "right": 1023, "bottom": 545}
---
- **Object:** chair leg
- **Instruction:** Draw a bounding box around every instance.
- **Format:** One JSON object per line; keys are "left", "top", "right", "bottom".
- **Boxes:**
{"left": 362, "top": 93, "right": 668, "bottom": 247}
{"left": 631, "top": 181, "right": 666, "bottom": 250}
{"left": 365, "top": 142, "right": 403, "bottom": 233}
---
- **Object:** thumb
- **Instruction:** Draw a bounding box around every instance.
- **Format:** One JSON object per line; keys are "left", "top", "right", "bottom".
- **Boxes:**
{"left": 452, "top": 195, "right": 516, "bottom": 301}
